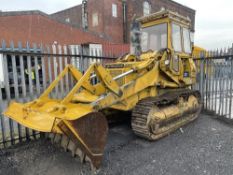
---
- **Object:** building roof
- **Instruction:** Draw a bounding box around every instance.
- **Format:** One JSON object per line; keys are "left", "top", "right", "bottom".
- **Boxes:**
{"left": 167, "top": 0, "right": 195, "bottom": 13}
{"left": 50, "top": 0, "right": 195, "bottom": 15}
{"left": 0, "top": 10, "right": 48, "bottom": 17}
{"left": 50, "top": 4, "right": 82, "bottom": 15}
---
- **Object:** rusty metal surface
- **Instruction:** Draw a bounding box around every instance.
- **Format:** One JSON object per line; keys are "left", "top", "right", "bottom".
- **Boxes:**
{"left": 57, "top": 112, "right": 108, "bottom": 169}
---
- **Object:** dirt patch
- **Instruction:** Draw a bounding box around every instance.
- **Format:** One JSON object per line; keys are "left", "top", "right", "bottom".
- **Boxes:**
{"left": 1, "top": 114, "right": 233, "bottom": 175}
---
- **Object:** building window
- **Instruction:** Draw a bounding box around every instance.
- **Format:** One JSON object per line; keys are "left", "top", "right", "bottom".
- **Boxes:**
{"left": 112, "top": 4, "right": 117, "bottom": 17}
{"left": 92, "top": 13, "right": 99, "bottom": 27}
{"left": 65, "top": 18, "right": 70, "bottom": 23}
{"left": 143, "top": 1, "right": 151, "bottom": 16}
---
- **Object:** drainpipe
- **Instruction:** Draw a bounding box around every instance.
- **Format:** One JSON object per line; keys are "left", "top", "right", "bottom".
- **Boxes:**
{"left": 82, "top": 0, "right": 88, "bottom": 31}
{"left": 122, "top": 0, "right": 127, "bottom": 43}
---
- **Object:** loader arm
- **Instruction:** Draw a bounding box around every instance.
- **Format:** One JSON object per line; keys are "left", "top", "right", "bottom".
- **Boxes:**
{"left": 3, "top": 50, "right": 163, "bottom": 168}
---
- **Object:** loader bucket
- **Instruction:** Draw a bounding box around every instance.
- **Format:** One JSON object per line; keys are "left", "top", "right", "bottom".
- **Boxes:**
{"left": 58, "top": 112, "right": 108, "bottom": 169}
{"left": 4, "top": 101, "right": 56, "bottom": 132}
{"left": 4, "top": 100, "right": 95, "bottom": 132}
{"left": 4, "top": 100, "right": 108, "bottom": 170}
{"left": 3, "top": 64, "right": 112, "bottom": 170}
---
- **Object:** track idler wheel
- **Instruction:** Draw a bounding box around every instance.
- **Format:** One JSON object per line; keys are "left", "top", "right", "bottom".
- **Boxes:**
{"left": 57, "top": 112, "right": 108, "bottom": 172}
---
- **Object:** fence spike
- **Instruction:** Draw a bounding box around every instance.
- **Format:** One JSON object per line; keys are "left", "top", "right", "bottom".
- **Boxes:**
{"left": 46, "top": 45, "right": 50, "bottom": 54}
{"left": 10, "top": 41, "right": 15, "bottom": 51}
{"left": 1, "top": 40, "right": 6, "bottom": 50}
{"left": 40, "top": 43, "right": 44, "bottom": 53}
{"left": 208, "top": 50, "right": 211, "bottom": 57}
{"left": 222, "top": 48, "right": 225, "bottom": 56}
{"left": 224, "top": 47, "right": 227, "bottom": 56}
{"left": 231, "top": 44, "right": 233, "bottom": 56}
{"left": 18, "top": 41, "right": 22, "bottom": 51}
{"left": 211, "top": 50, "right": 214, "bottom": 57}
{"left": 33, "top": 43, "right": 38, "bottom": 53}
{"left": 212, "top": 50, "right": 215, "bottom": 57}
{"left": 26, "top": 41, "right": 30, "bottom": 52}
{"left": 216, "top": 49, "right": 219, "bottom": 56}
{"left": 232, "top": 43, "right": 233, "bottom": 58}
{"left": 221, "top": 48, "right": 223, "bottom": 56}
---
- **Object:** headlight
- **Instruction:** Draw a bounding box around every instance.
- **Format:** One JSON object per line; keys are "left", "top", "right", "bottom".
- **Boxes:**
{"left": 165, "top": 60, "right": 170, "bottom": 65}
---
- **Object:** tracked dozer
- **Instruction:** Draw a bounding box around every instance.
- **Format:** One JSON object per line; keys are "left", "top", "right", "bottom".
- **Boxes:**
{"left": 4, "top": 10, "right": 202, "bottom": 172}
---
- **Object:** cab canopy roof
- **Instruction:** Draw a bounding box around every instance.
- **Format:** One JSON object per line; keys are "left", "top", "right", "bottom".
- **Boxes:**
{"left": 137, "top": 10, "right": 191, "bottom": 28}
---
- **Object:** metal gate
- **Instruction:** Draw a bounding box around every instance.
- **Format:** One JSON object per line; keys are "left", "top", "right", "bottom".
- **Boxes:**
{"left": 193, "top": 46, "right": 233, "bottom": 120}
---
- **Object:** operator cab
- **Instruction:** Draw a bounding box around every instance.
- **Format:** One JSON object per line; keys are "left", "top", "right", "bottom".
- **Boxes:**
{"left": 132, "top": 10, "right": 193, "bottom": 56}
{"left": 130, "top": 10, "right": 196, "bottom": 85}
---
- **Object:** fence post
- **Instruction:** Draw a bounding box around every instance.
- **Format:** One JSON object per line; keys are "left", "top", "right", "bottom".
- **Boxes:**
{"left": 40, "top": 44, "right": 47, "bottom": 91}
{"left": 199, "top": 52, "right": 205, "bottom": 102}
{"left": 2, "top": 41, "right": 15, "bottom": 146}
{"left": 52, "top": 44, "right": 58, "bottom": 97}
{"left": 10, "top": 41, "right": 22, "bottom": 143}
{"left": 33, "top": 43, "right": 41, "bottom": 96}
{"left": 0, "top": 86, "right": 5, "bottom": 147}
{"left": 47, "top": 46, "right": 53, "bottom": 85}
{"left": 58, "top": 45, "right": 64, "bottom": 98}
{"left": 26, "top": 42, "right": 33, "bottom": 100}
{"left": 229, "top": 44, "right": 233, "bottom": 118}
{"left": 63, "top": 45, "right": 69, "bottom": 93}
{"left": 0, "top": 41, "right": 6, "bottom": 147}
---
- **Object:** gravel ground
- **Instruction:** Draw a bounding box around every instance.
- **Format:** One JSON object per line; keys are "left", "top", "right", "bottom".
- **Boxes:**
{"left": 1, "top": 114, "right": 233, "bottom": 175}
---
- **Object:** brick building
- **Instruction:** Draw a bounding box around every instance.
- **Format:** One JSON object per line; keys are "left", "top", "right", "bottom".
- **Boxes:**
{"left": 0, "top": 11, "right": 105, "bottom": 46}
{"left": 0, "top": 0, "right": 195, "bottom": 54}
{"left": 51, "top": 0, "right": 195, "bottom": 44}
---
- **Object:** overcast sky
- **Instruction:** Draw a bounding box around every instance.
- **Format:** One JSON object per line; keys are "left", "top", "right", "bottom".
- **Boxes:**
{"left": 0, "top": 0, "right": 232, "bottom": 50}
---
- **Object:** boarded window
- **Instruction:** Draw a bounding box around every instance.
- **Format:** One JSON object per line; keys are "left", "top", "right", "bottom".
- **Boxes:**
{"left": 92, "top": 13, "right": 98, "bottom": 26}
{"left": 65, "top": 18, "right": 70, "bottom": 23}
{"left": 112, "top": 4, "right": 117, "bottom": 17}
{"left": 143, "top": 1, "right": 151, "bottom": 16}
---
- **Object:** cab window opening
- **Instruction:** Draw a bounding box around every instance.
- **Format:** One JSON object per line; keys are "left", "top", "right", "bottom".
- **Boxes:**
{"left": 172, "top": 23, "right": 182, "bottom": 52}
{"left": 141, "top": 23, "right": 168, "bottom": 52}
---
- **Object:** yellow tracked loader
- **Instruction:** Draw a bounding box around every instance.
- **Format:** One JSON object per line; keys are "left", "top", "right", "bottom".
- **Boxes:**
{"left": 4, "top": 10, "right": 202, "bottom": 171}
